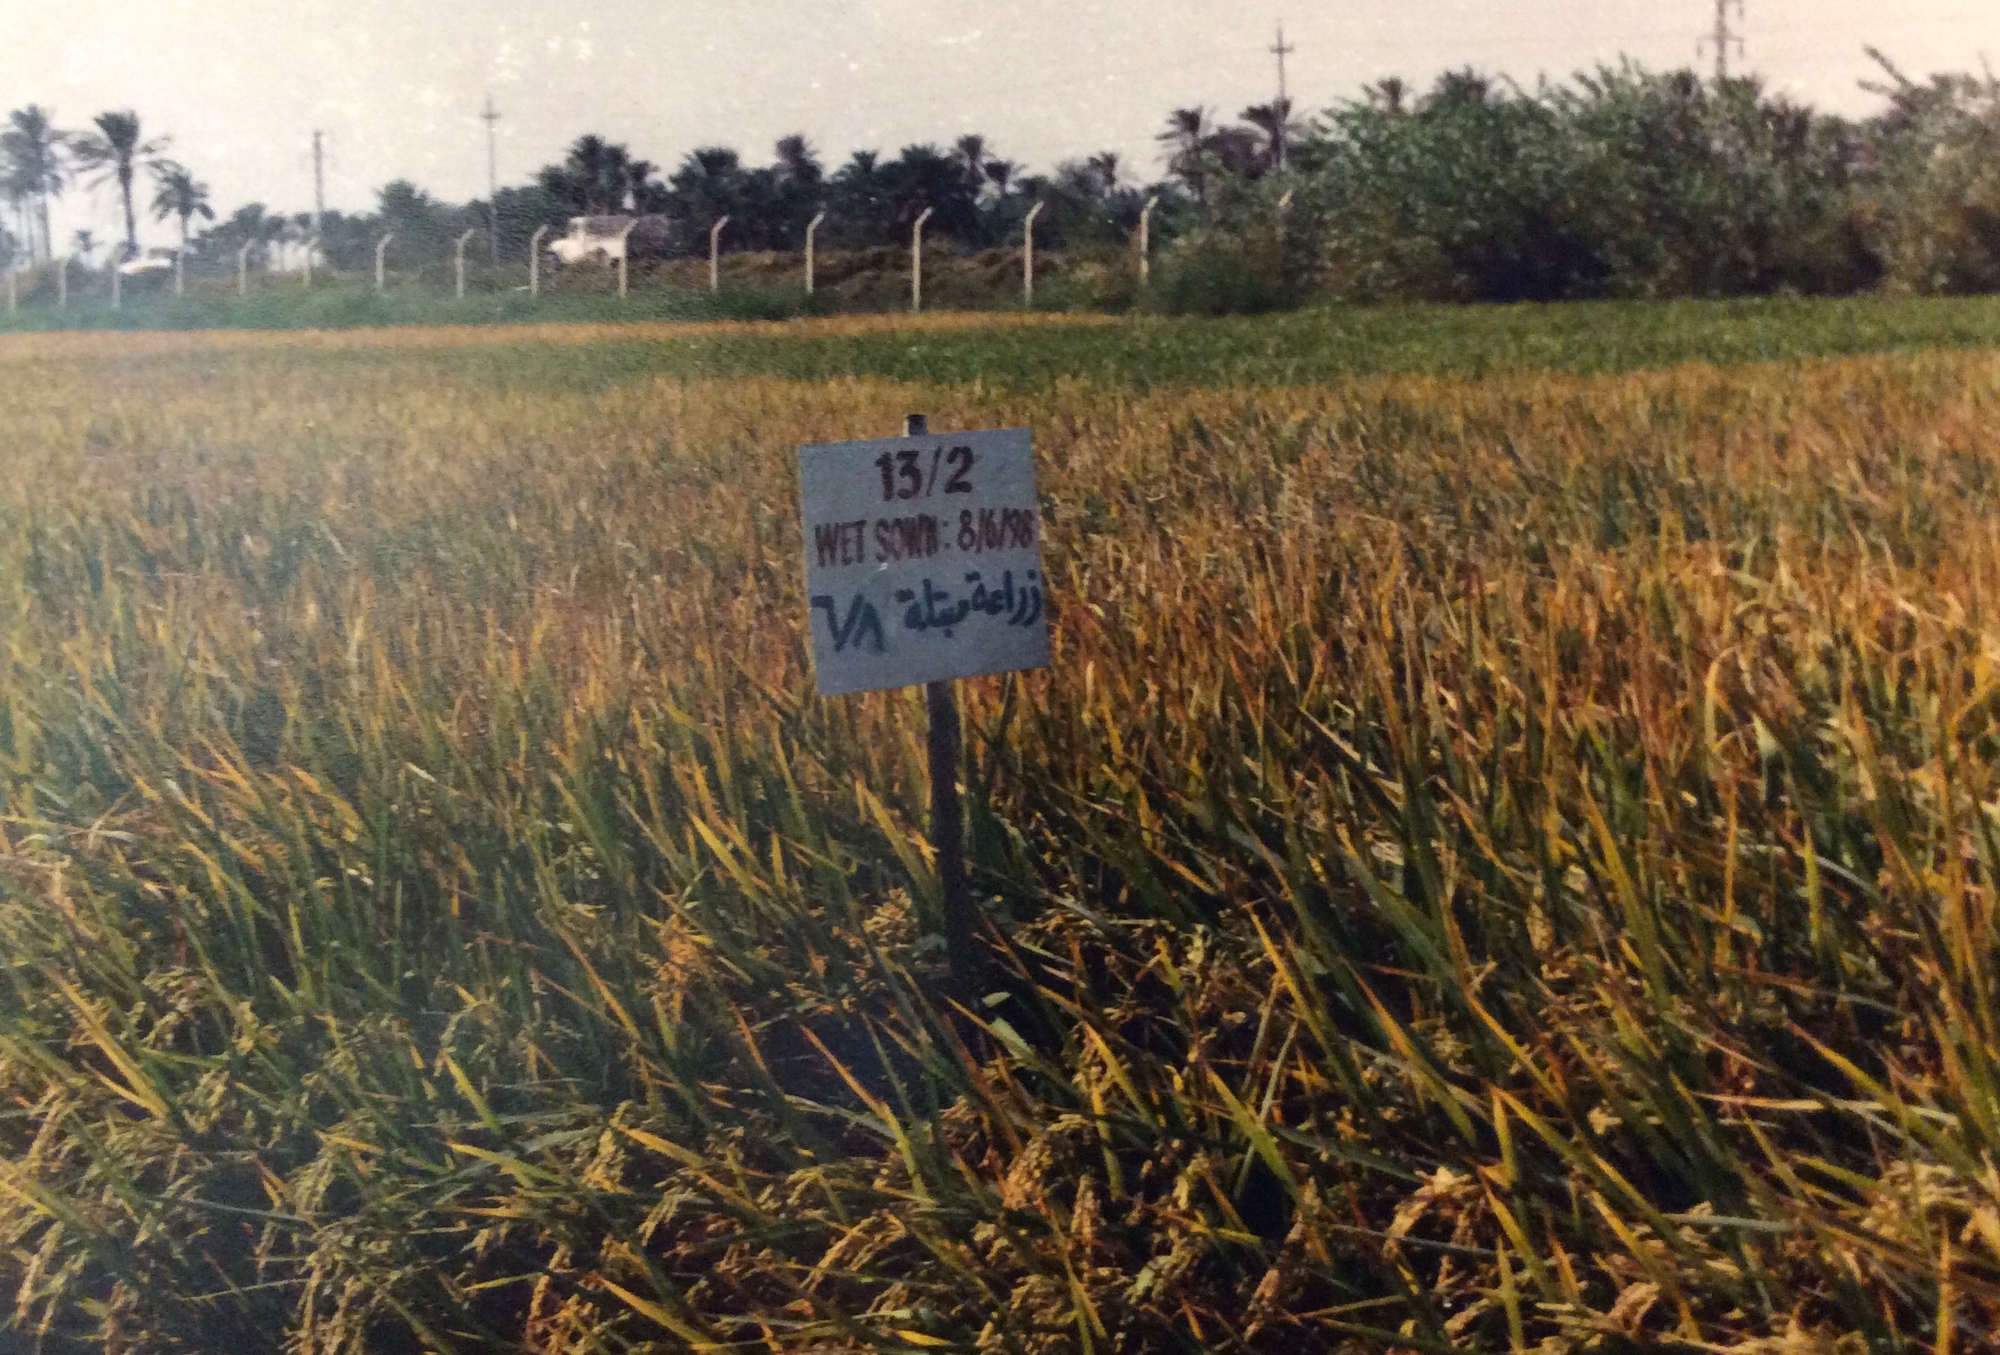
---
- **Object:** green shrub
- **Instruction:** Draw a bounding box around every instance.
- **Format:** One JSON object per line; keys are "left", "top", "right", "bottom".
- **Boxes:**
{"left": 1145, "top": 227, "right": 1302, "bottom": 315}
{"left": 1866, "top": 64, "right": 2000, "bottom": 294}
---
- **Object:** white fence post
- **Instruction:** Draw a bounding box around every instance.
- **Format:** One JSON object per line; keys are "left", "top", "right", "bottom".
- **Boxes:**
{"left": 304, "top": 237, "right": 317, "bottom": 288}
{"left": 374, "top": 233, "right": 394, "bottom": 292}
{"left": 58, "top": 257, "right": 68, "bottom": 310}
{"left": 530, "top": 224, "right": 549, "bottom": 297}
{"left": 709, "top": 215, "right": 730, "bottom": 293}
{"left": 1023, "top": 202, "right": 1044, "bottom": 307}
{"left": 455, "top": 228, "right": 476, "bottom": 299}
{"left": 618, "top": 221, "right": 636, "bottom": 299}
{"left": 805, "top": 210, "right": 826, "bottom": 295}
{"left": 238, "top": 242, "right": 253, "bottom": 297}
{"left": 911, "top": 206, "right": 934, "bottom": 313}
{"left": 111, "top": 258, "right": 121, "bottom": 309}
{"left": 1138, "top": 194, "right": 1159, "bottom": 286}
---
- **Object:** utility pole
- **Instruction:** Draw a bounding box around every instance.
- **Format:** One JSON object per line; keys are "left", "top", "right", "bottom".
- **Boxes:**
{"left": 1703, "top": 0, "right": 1745, "bottom": 83}
{"left": 1270, "top": 19, "right": 1295, "bottom": 171}
{"left": 311, "top": 131, "right": 325, "bottom": 240}
{"left": 481, "top": 94, "right": 501, "bottom": 266}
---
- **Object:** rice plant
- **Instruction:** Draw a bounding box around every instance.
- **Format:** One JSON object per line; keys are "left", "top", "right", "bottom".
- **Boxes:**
{"left": 0, "top": 322, "right": 1997, "bottom": 1352}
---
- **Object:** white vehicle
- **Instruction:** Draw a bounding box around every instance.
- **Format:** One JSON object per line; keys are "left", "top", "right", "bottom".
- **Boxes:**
{"left": 544, "top": 215, "right": 675, "bottom": 266}
{"left": 116, "top": 247, "right": 179, "bottom": 277}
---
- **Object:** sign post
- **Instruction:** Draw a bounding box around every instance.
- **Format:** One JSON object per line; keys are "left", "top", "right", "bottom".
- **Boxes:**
{"left": 800, "top": 414, "right": 1050, "bottom": 986}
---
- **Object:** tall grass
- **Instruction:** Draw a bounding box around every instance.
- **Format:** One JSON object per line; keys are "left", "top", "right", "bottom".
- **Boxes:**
{"left": 0, "top": 330, "right": 1998, "bottom": 1351}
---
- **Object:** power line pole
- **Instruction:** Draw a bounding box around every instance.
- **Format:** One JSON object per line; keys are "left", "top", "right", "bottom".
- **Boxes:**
{"left": 1270, "top": 18, "right": 1295, "bottom": 170}
{"left": 480, "top": 94, "right": 501, "bottom": 265}
{"left": 311, "top": 130, "right": 325, "bottom": 239}
{"left": 1704, "top": 0, "right": 1745, "bottom": 83}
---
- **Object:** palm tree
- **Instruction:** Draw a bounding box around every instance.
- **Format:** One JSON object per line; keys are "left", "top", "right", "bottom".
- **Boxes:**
{"left": 2, "top": 106, "right": 68, "bottom": 263}
{"left": 71, "top": 110, "right": 169, "bottom": 261}
{"left": 149, "top": 161, "right": 213, "bottom": 249}
{"left": 1084, "top": 151, "right": 1122, "bottom": 199}
{"left": 954, "top": 134, "right": 990, "bottom": 192}
{"left": 1369, "top": 77, "right": 1409, "bottom": 114}
{"left": 561, "top": 135, "right": 625, "bottom": 213}
{"left": 829, "top": 149, "right": 887, "bottom": 241}
{"left": 218, "top": 202, "right": 274, "bottom": 265}
{"left": 0, "top": 142, "right": 24, "bottom": 264}
{"left": 1240, "top": 100, "right": 1293, "bottom": 173}
{"left": 606, "top": 145, "right": 637, "bottom": 211}
{"left": 775, "top": 134, "right": 821, "bottom": 186}
{"left": 1158, "top": 106, "right": 1210, "bottom": 204}
{"left": 0, "top": 170, "right": 24, "bottom": 264}
{"left": 1206, "top": 125, "right": 1265, "bottom": 177}
{"left": 672, "top": 147, "right": 742, "bottom": 217}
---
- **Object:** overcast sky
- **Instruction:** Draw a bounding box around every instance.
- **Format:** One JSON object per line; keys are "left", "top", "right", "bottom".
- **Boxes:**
{"left": 8, "top": 0, "right": 1998, "bottom": 249}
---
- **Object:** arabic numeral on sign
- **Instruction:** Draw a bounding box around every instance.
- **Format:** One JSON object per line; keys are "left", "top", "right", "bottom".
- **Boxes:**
{"left": 876, "top": 450, "right": 917, "bottom": 501}
{"left": 957, "top": 506, "right": 1037, "bottom": 554}
{"left": 944, "top": 446, "right": 974, "bottom": 493}
{"left": 876, "top": 446, "right": 977, "bottom": 502}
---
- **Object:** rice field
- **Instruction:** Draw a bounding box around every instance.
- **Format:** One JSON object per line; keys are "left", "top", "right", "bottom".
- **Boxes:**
{"left": 3, "top": 310, "right": 2000, "bottom": 1352}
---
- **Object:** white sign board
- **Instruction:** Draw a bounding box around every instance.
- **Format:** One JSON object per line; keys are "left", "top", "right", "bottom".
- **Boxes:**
{"left": 800, "top": 427, "right": 1049, "bottom": 696}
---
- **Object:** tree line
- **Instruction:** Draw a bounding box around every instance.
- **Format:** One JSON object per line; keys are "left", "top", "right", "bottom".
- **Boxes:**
{"left": 2, "top": 108, "right": 211, "bottom": 268}
{"left": 5, "top": 56, "right": 1999, "bottom": 305}
{"left": 190, "top": 132, "right": 1192, "bottom": 282}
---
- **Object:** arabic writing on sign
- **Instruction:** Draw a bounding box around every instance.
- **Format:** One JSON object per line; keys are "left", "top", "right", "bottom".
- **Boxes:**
{"left": 810, "top": 569, "right": 1043, "bottom": 654}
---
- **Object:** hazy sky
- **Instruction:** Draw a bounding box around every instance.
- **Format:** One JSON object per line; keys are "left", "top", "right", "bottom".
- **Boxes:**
{"left": 8, "top": 0, "right": 1998, "bottom": 249}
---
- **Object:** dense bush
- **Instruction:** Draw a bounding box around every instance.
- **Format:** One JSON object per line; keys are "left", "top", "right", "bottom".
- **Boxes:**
{"left": 1286, "top": 64, "right": 1878, "bottom": 302}
{"left": 1145, "top": 225, "right": 1300, "bottom": 315}
{"left": 1864, "top": 60, "right": 2000, "bottom": 294}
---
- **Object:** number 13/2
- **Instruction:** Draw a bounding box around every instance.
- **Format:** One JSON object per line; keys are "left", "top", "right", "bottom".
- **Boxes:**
{"left": 876, "top": 446, "right": 974, "bottom": 502}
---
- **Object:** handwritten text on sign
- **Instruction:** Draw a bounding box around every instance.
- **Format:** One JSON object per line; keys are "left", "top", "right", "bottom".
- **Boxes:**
{"left": 800, "top": 427, "right": 1049, "bottom": 696}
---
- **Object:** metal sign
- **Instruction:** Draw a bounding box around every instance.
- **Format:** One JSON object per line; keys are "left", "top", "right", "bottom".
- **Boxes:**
{"left": 800, "top": 426, "right": 1049, "bottom": 696}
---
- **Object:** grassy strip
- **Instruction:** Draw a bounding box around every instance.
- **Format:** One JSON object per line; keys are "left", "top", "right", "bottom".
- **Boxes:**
{"left": 13, "top": 290, "right": 2000, "bottom": 390}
